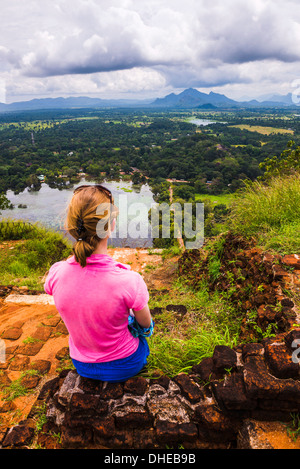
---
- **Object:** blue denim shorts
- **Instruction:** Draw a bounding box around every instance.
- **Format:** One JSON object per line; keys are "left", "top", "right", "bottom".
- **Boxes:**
{"left": 72, "top": 336, "right": 150, "bottom": 382}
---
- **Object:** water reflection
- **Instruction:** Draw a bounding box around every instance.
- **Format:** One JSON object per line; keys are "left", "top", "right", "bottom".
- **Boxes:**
{"left": 0, "top": 179, "right": 155, "bottom": 248}
{"left": 189, "top": 118, "right": 227, "bottom": 126}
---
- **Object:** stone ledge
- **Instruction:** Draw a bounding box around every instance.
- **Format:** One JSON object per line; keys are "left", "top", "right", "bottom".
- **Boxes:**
{"left": 4, "top": 294, "right": 55, "bottom": 306}
{"left": 2, "top": 329, "right": 300, "bottom": 449}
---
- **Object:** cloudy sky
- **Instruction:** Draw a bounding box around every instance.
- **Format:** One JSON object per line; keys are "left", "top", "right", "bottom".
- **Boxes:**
{"left": 1, "top": 0, "right": 300, "bottom": 103}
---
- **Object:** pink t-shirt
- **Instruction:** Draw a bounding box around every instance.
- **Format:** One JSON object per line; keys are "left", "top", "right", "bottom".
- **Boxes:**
{"left": 44, "top": 254, "right": 149, "bottom": 363}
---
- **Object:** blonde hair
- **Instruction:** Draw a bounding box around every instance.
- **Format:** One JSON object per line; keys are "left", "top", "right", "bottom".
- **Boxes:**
{"left": 65, "top": 185, "right": 118, "bottom": 267}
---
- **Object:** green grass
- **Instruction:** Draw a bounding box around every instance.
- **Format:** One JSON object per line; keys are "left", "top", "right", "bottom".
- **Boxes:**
{"left": 34, "top": 402, "right": 48, "bottom": 433}
{"left": 0, "top": 370, "right": 40, "bottom": 401}
{"left": 0, "top": 220, "right": 72, "bottom": 289}
{"left": 144, "top": 278, "right": 241, "bottom": 378}
{"left": 229, "top": 173, "right": 300, "bottom": 254}
{"left": 195, "top": 193, "right": 235, "bottom": 206}
{"left": 286, "top": 414, "right": 300, "bottom": 442}
{"left": 229, "top": 124, "right": 294, "bottom": 135}
{"left": 161, "top": 245, "right": 183, "bottom": 260}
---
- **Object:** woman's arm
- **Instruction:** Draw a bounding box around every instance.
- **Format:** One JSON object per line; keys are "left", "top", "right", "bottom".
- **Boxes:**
{"left": 133, "top": 304, "right": 152, "bottom": 328}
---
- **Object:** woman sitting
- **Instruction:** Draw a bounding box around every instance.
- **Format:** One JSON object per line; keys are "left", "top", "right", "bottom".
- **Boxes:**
{"left": 44, "top": 184, "right": 153, "bottom": 382}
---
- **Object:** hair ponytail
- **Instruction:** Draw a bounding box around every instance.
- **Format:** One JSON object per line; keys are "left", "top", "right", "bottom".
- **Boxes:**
{"left": 73, "top": 235, "right": 99, "bottom": 268}
{"left": 65, "top": 186, "right": 117, "bottom": 268}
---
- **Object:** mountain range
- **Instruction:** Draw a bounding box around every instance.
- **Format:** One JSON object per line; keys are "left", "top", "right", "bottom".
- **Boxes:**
{"left": 0, "top": 88, "right": 298, "bottom": 112}
{"left": 151, "top": 88, "right": 297, "bottom": 109}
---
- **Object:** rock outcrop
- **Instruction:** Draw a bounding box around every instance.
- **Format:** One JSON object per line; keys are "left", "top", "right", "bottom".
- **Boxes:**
{"left": 1, "top": 327, "right": 300, "bottom": 449}
{"left": 178, "top": 233, "right": 300, "bottom": 340}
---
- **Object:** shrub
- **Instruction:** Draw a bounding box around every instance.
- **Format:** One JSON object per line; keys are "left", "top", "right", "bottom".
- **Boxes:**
{"left": 23, "top": 230, "right": 72, "bottom": 270}
{"left": 0, "top": 221, "right": 72, "bottom": 289}
{"left": 0, "top": 219, "right": 36, "bottom": 240}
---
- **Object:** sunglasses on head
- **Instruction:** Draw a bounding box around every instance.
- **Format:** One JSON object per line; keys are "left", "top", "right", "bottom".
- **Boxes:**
{"left": 73, "top": 184, "right": 113, "bottom": 204}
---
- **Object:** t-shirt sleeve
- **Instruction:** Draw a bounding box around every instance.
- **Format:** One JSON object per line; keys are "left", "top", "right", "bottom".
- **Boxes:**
{"left": 129, "top": 273, "right": 149, "bottom": 311}
{"left": 44, "top": 262, "right": 61, "bottom": 295}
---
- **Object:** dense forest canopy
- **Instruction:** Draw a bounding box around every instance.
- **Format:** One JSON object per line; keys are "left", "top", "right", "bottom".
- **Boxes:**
{"left": 0, "top": 107, "right": 298, "bottom": 197}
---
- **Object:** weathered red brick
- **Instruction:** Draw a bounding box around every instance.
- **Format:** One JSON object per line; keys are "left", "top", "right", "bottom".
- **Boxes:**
{"left": 8, "top": 355, "right": 30, "bottom": 371}
{"left": 21, "top": 374, "right": 41, "bottom": 389}
{"left": 194, "top": 402, "right": 239, "bottom": 442}
{"left": 70, "top": 392, "right": 99, "bottom": 414}
{"left": 100, "top": 382, "right": 123, "bottom": 400}
{"left": 18, "top": 341, "right": 44, "bottom": 356}
{"left": 213, "top": 345, "right": 237, "bottom": 373}
{"left": 30, "top": 359, "right": 51, "bottom": 375}
{"left": 173, "top": 373, "right": 203, "bottom": 403}
{"left": 60, "top": 426, "right": 93, "bottom": 448}
{"left": 55, "top": 322, "right": 69, "bottom": 335}
{"left": 32, "top": 326, "right": 52, "bottom": 342}
{"left": 282, "top": 254, "right": 300, "bottom": 269}
{"left": 2, "top": 425, "right": 34, "bottom": 447}
{"left": 77, "top": 375, "right": 103, "bottom": 394}
{"left": 123, "top": 376, "right": 148, "bottom": 395}
{"left": 178, "top": 423, "right": 198, "bottom": 442}
{"left": 244, "top": 355, "right": 300, "bottom": 401}
{"left": 115, "top": 410, "right": 153, "bottom": 429}
{"left": 1, "top": 327, "right": 22, "bottom": 340}
{"left": 212, "top": 372, "right": 257, "bottom": 411}
{"left": 264, "top": 342, "right": 300, "bottom": 379}
{"left": 192, "top": 357, "right": 223, "bottom": 381}
{"left": 155, "top": 420, "right": 179, "bottom": 443}
{"left": 93, "top": 416, "right": 115, "bottom": 440}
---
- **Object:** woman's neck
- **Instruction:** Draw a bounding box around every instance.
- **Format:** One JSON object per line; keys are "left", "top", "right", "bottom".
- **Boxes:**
{"left": 92, "top": 239, "right": 108, "bottom": 255}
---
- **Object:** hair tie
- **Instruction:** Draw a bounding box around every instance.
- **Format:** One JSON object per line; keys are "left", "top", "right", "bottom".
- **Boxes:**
{"left": 77, "top": 217, "right": 86, "bottom": 237}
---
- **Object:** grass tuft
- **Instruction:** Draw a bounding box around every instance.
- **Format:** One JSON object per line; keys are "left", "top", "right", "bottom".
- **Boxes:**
{"left": 229, "top": 174, "right": 300, "bottom": 254}
{"left": 0, "top": 220, "right": 72, "bottom": 289}
{"left": 145, "top": 279, "right": 241, "bottom": 378}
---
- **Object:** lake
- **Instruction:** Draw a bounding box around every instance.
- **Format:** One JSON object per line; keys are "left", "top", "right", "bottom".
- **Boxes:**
{"left": 0, "top": 179, "right": 156, "bottom": 248}
{"left": 189, "top": 118, "right": 227, "bottom": 126}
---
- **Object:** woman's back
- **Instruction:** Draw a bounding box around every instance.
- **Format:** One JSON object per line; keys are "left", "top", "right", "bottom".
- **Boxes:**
{"left": 44, "top": 253, "right": 149, "bottom": 363}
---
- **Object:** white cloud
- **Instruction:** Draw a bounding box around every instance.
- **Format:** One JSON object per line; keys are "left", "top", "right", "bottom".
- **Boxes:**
{"left": 5, "top": 68, "right": 167, "bottom": 102}
{"left": 93, "top": 68, "right": 167, "bottom": 94}
{"left": 1, "top": 0, "right": 300, "bottom": 100}
{"left": 0, "top": 78, "right": 6, "bottom": 103}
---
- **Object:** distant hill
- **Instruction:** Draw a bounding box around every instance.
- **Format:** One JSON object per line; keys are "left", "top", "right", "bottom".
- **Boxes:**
{"left": 197, "top": 103, "right": 217, "bottom": 110}
{"left": 151, "top": 88, "right": 238, "bottom": 108}
{"left": 0, "top": 96, "right": 153, "bottom": 113}
{"left": 257, "top": 92, "right": 295, "bottom": 105}
{"left": 151, "top": 88, "right": 296, "bottom": 109}
{"left": 0, "top": 89, "right": 297, "bottom": 113}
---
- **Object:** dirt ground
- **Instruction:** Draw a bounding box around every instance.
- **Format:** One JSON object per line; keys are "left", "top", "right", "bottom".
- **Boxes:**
{"left": 108, "top": 247, "right": 179, "bottom": 290}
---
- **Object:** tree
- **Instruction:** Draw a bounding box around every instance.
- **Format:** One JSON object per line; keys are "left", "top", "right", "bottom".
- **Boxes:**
{"left": 26, "top": 174, "right": 41, "bottom": 191}
{"left": 173, "top": 184, "right": 195, "bottom": 201}
{"left": 132, "top": 171, "right": 142, "bottom": 185}
{"left": 194, "top": 179, "right": 208, "bottom": 194}
{"left": 259, "top": 141, "right": 300, "bottom": 180}
{"left": 0, "top": 193, "right": 13, "bottom": 211}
